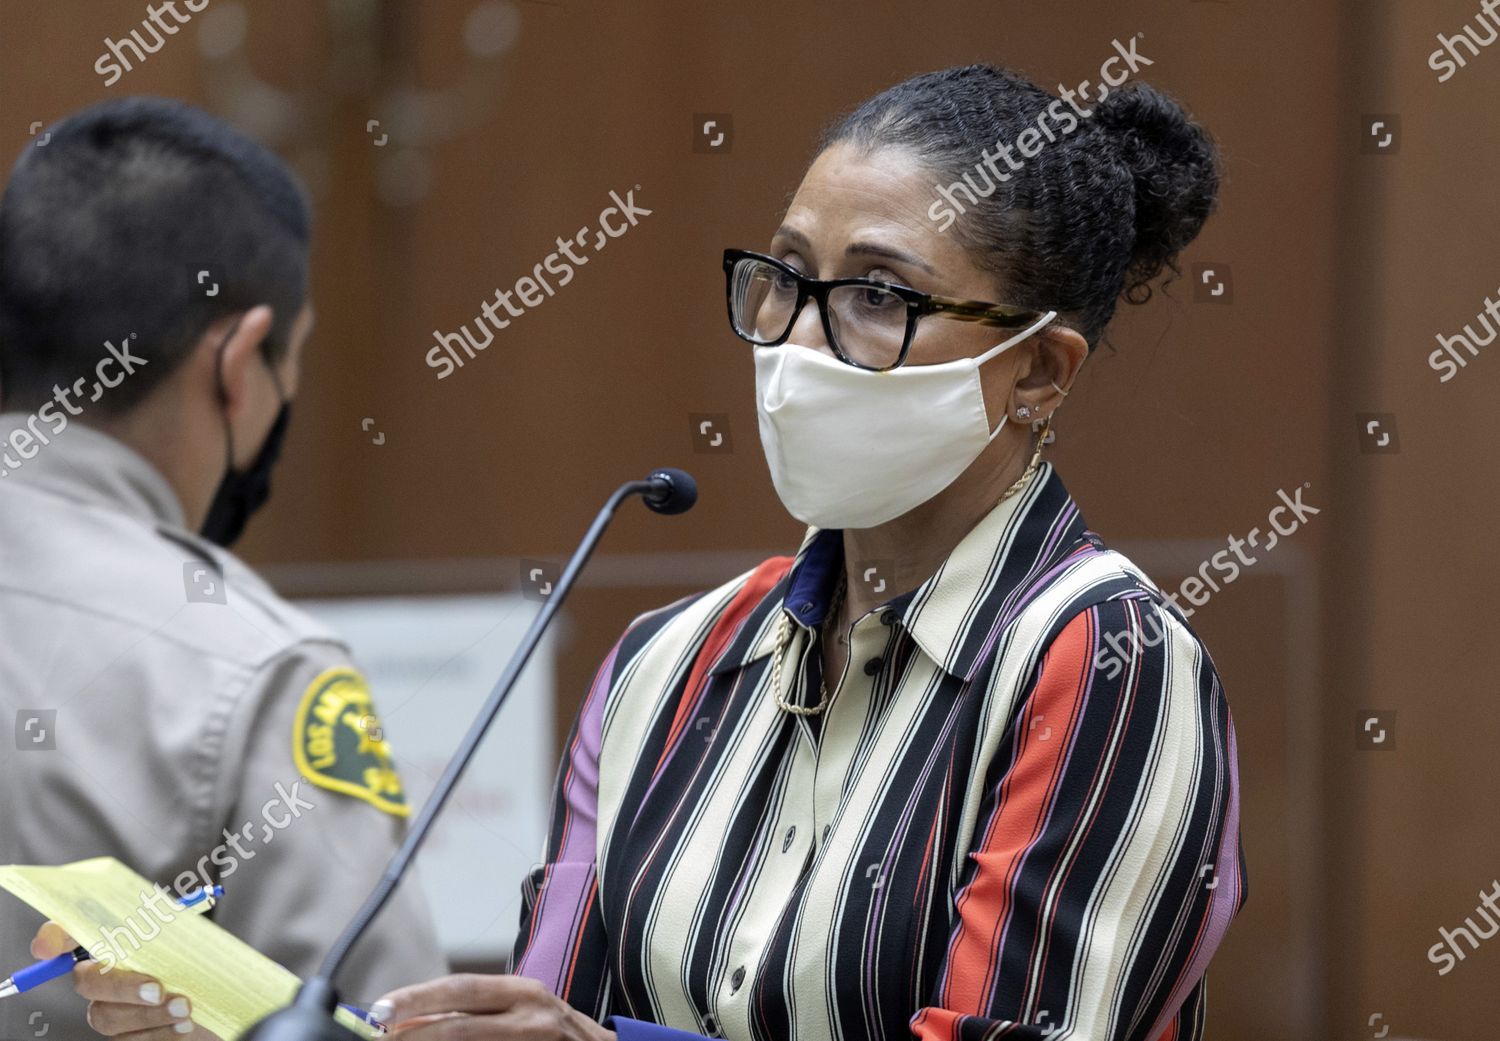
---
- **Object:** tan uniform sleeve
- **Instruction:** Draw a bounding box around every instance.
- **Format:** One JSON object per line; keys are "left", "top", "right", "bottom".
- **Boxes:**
{"left": 203, "top": 644, "right": 448, "bottom": 1008}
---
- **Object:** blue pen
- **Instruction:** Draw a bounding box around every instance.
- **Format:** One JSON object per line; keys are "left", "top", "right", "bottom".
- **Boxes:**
{"left": 0, "top": 886, "right": 225, "bottom": 999}
{"left": 338, "top": 1003, "right": 389, "bottom": 1035}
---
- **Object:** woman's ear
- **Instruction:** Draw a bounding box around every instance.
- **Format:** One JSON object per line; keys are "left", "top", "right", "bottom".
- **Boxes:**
{"left": 1013, "top": 324, "right": 1088, "bottom": 414}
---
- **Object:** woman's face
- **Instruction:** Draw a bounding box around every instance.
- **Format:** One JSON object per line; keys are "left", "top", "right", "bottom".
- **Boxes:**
{"left": 769, "top": 141, "right": 1050, "bottom": 428}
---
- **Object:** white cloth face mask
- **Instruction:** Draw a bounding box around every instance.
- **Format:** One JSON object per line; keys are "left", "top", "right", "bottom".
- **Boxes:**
{"left": 753, "top": 310, "right": 1057, "bottom": 530}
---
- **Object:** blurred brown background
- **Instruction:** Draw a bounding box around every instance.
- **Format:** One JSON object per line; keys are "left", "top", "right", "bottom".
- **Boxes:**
{"left": 3, "top": 0, "right": 1497, "bottom": 1038}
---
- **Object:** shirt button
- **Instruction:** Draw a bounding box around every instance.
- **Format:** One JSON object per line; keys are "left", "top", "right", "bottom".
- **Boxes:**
{"left": 880, "top": 609, "right": 898, "bottom": 625}
{"left": 821, "top": 824, "right": 830, "bottom": 843}
{"left": 730, "top": 965, "right": 745, "bottom": 991}
{"left": 782, "top": 825, "right": 797, "bottom": 852}
{"left": 863, "top": 657, "right": 883, "bottom": 675}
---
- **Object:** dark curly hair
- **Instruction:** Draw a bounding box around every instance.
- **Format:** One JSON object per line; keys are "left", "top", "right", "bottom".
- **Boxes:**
{"left": 817, "top": 65, "right": 1219, "bottom": 349}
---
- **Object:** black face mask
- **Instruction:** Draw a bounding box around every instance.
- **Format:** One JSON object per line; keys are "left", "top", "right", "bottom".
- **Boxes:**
{"left": 200, "top": 333, "right": 293, "bottom": 548}
{"left": 200, "top": 401, "right": 291, "bottom": 547}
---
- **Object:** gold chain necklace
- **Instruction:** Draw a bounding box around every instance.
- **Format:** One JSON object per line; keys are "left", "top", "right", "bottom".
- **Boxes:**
{"left": 771, "top": 570, "right": 846, "bottom": 717}
{"left": 771, "top": 420, "right": 1050, "bottom": 717}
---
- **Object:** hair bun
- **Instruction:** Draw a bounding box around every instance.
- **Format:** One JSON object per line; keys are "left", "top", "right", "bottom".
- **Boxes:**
{"left": 1094, "top": 83, "right": 1219, "bottom": 301}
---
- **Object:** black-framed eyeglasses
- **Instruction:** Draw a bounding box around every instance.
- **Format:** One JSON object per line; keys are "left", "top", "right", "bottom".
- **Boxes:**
{"left": 722, "top": 248, "right": 1050, "bottom": 372}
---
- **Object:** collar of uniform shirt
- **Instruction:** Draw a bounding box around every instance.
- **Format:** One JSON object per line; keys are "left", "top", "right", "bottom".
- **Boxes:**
{"left": 709, "top": 462, "right": 1094, "bottom": 683}
{"left": 0, "top": 412, "right": 185, "bottom": 529}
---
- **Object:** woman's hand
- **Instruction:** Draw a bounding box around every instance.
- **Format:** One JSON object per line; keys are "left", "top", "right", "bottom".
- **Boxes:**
{"left": 372, "top": 973, "right": 617, "bottom": 1041}
{"left": 30, "top": 922, "right": 220, "bottom": 1039}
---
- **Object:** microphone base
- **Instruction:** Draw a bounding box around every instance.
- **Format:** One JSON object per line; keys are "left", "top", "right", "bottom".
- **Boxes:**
{"left": 239, "top": 1006, "right": 359, "bottom": 1041}
{"left": 240, "top": 979, "right": 356, "bottom": 1041}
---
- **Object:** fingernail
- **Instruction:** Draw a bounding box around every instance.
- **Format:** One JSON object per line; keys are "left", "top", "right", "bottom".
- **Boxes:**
{"left": 174, "top": 1021, "right": 194, "bottom": 1034}
{"left": 139, "top": 982, "right": 162, "bottom": 1004}
{"left": 369, "top": 999, "right": 394, "bottom": 1023}
{"left": 168, "top": 997, "right": 190, "bottom": 1018}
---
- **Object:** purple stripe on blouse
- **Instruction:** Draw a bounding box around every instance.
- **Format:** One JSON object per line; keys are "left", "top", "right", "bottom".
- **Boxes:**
{"left": 512, "top": 640, "right": 619, "bottom": 991}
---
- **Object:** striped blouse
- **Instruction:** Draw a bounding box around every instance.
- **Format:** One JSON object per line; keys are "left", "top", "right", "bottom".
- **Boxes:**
{"left": 510, "top": 463, "right": 1247, "bottom": 1041}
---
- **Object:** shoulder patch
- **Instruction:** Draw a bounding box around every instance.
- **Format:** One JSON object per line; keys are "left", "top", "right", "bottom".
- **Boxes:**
{"left": 292, "top": 667, "right": 409, "bottom": 818}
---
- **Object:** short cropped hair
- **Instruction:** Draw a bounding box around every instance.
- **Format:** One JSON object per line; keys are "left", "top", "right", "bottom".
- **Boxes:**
{"left": 0, "top": 96, "right": 311, "bottom": 413}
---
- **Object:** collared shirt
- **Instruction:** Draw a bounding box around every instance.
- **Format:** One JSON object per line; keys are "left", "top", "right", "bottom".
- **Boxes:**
{"left": 0, "top": 414, "right": 445, "bottom": 1037}
{"left": 512, "top": 463, "right": 1246, "bottom": 1041}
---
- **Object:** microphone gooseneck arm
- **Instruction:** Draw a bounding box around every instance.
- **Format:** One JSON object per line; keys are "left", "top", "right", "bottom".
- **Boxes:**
{"left": 305, "top": 473, "right": 683, "bottom": 998}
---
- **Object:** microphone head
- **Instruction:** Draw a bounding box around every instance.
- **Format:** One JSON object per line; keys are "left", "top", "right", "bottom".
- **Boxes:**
{"left": 643, "top": 467, "right": 698, "bottom": 515}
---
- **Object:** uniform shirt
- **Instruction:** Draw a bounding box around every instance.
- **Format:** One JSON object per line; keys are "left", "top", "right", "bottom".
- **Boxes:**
{"left": 0, "top": 415, "right": 446, "bottom": 1039}
{"left": 511, "top": 463, "right": 1247, "bottom": 1041}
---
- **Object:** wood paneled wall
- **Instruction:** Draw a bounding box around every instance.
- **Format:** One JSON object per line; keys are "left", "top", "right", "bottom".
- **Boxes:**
{"left": 3, "top": 1, "right": 1496, "bottom": 1036}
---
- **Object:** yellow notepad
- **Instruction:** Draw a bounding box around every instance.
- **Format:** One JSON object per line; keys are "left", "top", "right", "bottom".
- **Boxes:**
{"left": 0, "top": 857, "right": 380, "bottom": 1040}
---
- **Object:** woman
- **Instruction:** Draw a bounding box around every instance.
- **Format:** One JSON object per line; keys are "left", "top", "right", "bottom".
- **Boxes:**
{"left": 374, "top": 64, "right": 1246, "bottom": 1041}
{"left": 51, "top": 65, "right": 1245, "bottom": 1041}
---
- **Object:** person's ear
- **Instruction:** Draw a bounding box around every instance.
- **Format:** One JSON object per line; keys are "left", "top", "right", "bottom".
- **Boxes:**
{"left": 1013, "top": 324, "right": 1088, "bottom": 416}
{"left": 274, "top": 303, "right": 315, "bottom": 400}
{"left": 212, "top": 306, "right": 275, "bottom": 420}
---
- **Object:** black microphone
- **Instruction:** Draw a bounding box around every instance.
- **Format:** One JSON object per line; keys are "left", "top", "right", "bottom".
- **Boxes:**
{"left": 642, "top": 467, "right": 697, "bottom": 515}
{"left": 241, "top": 470, "right": 697, "bottom": 1041}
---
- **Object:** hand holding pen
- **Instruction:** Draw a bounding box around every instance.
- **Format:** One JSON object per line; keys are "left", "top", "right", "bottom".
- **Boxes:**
{"left": 17, "top": 889, "right": 223, "bottom": 1038}
{"left": 3, "top": 887, "right": 224, "bottom": 1000}
{"left": 14, "top": 888, "right": 386, "bottom": 1038}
